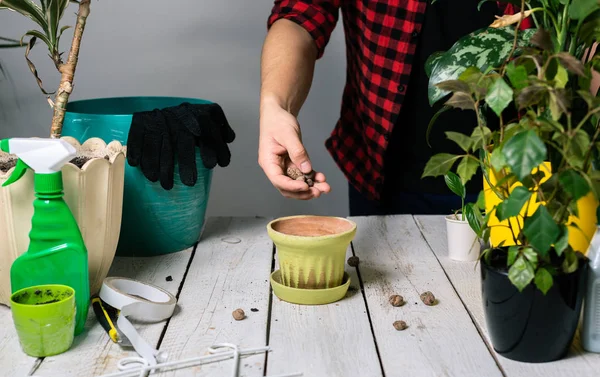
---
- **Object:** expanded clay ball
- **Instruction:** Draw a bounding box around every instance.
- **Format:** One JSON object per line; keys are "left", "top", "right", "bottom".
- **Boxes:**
{"left": 420, "top": 291, "right": 436, "bottom": 306}
{"left": 389, "top": 294, "right": 404, "bottom": 307}
{"left": 347, "top": 256, "right": 360, "bottom": 267}
{"left": 232, "top": 308, "right": 245, "bottom": 320}
{"left": 285, "top": 165, "right": 316, "bottom": 187}
{"left": 393, "top": 320, "right": 408, "bottom": 331}
{"left": 304, "top": 170, "right": 316, "bottom": 187}
{"left": 286, "top": 166, "right": 304, "bottom": 181}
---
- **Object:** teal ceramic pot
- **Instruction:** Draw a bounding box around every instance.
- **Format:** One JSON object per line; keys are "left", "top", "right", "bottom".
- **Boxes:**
{"left": 62, "top": 97, "right": 213, "bottom": 256}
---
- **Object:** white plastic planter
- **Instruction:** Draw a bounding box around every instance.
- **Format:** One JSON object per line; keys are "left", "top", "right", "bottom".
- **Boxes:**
{"left": 445, "top": 214, "right": 479, "bottom": 262}
{"left": 0, "top": 137, "right": 125, "bottom": 306}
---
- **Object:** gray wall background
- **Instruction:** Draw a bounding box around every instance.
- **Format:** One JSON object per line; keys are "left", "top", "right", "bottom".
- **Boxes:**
{"left": 0, "top": 0, "right": 349, "bottom": 217}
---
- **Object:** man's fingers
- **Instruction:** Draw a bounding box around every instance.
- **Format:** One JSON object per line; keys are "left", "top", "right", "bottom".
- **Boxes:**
{"left": 280, "top": 133, "right": 312, "bottom": 174}
{"left": 313, "top": 181, "right": 331, "bottom": 193}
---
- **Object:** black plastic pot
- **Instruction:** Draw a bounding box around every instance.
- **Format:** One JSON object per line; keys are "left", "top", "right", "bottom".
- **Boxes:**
{"left": 480, "top": 255, "right": 588, "bottom": 363}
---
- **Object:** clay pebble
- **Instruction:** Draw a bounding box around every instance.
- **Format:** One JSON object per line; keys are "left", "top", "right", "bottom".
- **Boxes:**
{"left": 393, "top": 320, "right": 408, "bottom": 331}
{"left": 347, "top": 256, "right": 360, "bottom": 267}
{"left": 285, "top": 166, "right": 316, "bottom": 187}
{"left": 232, "top": 308, "right": 245, "bottom": 320}
{"left": 389, "top": 294, "right": 404, "bottom": 307}
{"left": 420, "top": 291, "right": 436, "bottom": 306}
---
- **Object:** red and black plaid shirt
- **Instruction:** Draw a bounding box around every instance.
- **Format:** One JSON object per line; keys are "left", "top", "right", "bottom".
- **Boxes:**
{"left": 267, "top": 1, "right": 529, "bottom": 201}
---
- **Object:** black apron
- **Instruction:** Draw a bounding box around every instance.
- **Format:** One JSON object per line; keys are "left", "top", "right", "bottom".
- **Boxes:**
{"left": 383, "top": 1, "right": 499, "bottom": 198}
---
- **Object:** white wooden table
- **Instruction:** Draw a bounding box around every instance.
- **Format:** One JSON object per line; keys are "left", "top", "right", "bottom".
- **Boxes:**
{"left": 2, "top": 215, "right": 600, "bottom": 377}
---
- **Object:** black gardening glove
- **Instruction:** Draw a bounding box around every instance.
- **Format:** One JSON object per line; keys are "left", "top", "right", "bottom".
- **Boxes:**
{"left": 184, "top": 102, "right": 235, "bottom": 169}
{"left": 127, "top": 102, "right": 235, "bottom": 190}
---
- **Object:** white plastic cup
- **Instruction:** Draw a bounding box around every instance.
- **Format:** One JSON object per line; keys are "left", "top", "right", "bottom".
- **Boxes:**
{"left": 445, "top": 214, "right": 480, "bottom": 261}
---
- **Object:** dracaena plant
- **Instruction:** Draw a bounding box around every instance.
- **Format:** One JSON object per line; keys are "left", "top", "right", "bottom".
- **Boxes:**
{"left": 0, "top": 0, "right": 91, "bottom": 138}
{"left": 422, "top": 0, "right": 600, "bottom": 294}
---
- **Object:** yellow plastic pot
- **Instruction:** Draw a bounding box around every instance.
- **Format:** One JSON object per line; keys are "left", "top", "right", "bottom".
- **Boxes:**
{"left": 484, "top": 162, "right": 598, "bottom": 253}
{"left": 267, "top": 215, "right": 357, "bottom": 289}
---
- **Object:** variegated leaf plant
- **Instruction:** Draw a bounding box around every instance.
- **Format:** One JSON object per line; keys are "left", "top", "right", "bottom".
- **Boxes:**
{"left": 422, "top": 0, "right": 600, "bottom": 294}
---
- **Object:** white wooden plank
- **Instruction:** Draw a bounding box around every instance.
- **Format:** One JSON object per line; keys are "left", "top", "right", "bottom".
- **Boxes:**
{"left": 266, "top": 244, "right": 382, "bottom": 377}
{"left": 415, "top": 214, "right": 600, "bottom": 377}
{"left": 0, "top": 305, "right": 39, "bottom": 376}
{"left": 156, "top": 217, "right": 273, "bottom": 377}
{"left": 351, "top": 215, "right": 503, "bottom": 377}
{"left": 29, "top": 247, "right": 193, "bottom": 377}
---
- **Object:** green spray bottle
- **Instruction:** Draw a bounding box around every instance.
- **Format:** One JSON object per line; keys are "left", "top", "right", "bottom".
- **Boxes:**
{"left": 2, "top": 138, "right": 90, "bottom": 335}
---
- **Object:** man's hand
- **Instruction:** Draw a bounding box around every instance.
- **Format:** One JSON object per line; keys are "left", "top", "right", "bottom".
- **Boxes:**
{"left": 259, "top": 98, "right": 330, "bottom": 199}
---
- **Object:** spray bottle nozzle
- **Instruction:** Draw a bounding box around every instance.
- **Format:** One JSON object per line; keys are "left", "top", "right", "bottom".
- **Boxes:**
{"left": 0, "top": 138, "right": 76, "bottom": 189}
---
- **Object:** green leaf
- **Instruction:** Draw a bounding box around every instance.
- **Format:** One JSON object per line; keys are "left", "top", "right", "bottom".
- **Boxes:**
{"left": 471, "top": 126, "right": 492, "bottom": 151}
{"left": 487, "top": 77, "right": 514, "bottom": 117}
{"left": 502, "top": 130, "right": 547, "bottom": 181}
{"left": 428, "top": 27, "right": 536, "bottom": 105}
{"left": 445, "top": 92, "right": 476, "bottom": 110}
{"left": 508, "top": 255, "right": 535, "bottom": 292}
{"left": 426, "top": 106, "right": 450, "bottom": 147}
{"left": 436, "top": 80, "right": 471, "bottom": 93}
{"left": 534, "top": 267, "right": 554, "bottom": 295}
{"left": 553, "top": 65, "right": 569, "bottom": 89}
{"left": 554, "top": 225, "right": 569, "bottom": 256}
{"left": 499, "top": 186, "right": 532, "bottom": 220}
{"left": 425, "top": 51, "right": 445, "bottom": 78}
{"left": 523, "top": 206, "right": 560, "bottom": 256}
{"left": 464, "top": 203, "right": 482, "bottom": 235}
{"left": 556, "top": 52, "right": 586, "bottom": 76}
{"left": 422, "top": 154, "right": 461, "bottom": 178}
{"left": 490, "top": 147, "right": 507, "bottom": 171}
{"left": 21, "top": 30, "right": 52, "bottom": 50}
{"left": 444, "top": 171, "right": 465, "bottom": 198}
{"left": 457, "top": 156, "right": 479, "bottom": 184}
{"left": 45, "top": 0, "right": 71, "bottom": 48}
{"left": 531, "top": 29, "right": 554, "bottom": 51}
{"left": 562, "top": 250, "right": 579, "bottom": 273}
{"left": 476, "top": 190, "right": 485, "bottom": 208}
{"left": 570, "top": 0, "right": 599, "bottom": 20}
{"left": 516, "top": 85, "right": 549, "bottom": 109}
{"left": 559, "top": 170, "right": 590, "bottom": 201}
{"left": 0, "top": 1, "right": 47, "bottom": 31}
{"left": 578, "top": 10, "right": 600, "bottom": 46}
{"left": 506, "top": 62, "right": 529, "bottom": 90}
{"left": 445, "top": 131, "right": 472, "bottom": 152}
{"left": 522, "top": 247, "right": 538, "bottom": 268}
{"left": 572, "top": 130, "right": 591, "bottom": 163}
{"left": 508, "top": 245, "right": 519, "bottom": 266}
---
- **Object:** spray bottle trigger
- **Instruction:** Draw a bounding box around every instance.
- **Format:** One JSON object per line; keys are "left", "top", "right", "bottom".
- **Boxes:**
{"left": 3, "top": 159, "right": 30, "bottom": 187}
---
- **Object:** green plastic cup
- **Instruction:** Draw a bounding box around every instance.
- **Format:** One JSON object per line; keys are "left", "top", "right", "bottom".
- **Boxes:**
{"left": 10, "top": 284, "right": 76, "bottom": 357}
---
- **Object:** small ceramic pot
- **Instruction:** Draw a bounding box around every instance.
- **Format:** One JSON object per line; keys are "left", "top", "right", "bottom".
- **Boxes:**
{"left": 267, "top": 215, "right": 357, "bottom": 289}
{"left": 446, "top": 214, "right": 479, "bottom": 261}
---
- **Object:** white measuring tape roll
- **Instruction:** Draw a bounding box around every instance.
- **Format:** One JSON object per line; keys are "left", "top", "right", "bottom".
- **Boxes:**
{"left": 99, "top": 277, "right": 177, "bottom": 366}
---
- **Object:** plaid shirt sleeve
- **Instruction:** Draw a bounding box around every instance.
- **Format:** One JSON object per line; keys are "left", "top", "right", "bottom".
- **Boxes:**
{"left": 267, "top": 0, "right": 342, "bottom": 59}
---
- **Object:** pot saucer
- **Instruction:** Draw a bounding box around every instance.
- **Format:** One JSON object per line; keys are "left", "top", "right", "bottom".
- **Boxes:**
{"left": 270, "top": 270, "right": 351, "bottom": 305}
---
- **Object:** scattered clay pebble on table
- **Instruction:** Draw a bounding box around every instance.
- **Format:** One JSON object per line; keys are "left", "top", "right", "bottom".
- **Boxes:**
{"left": 232, "top": 308, "right": 245, "bottom": 320}
{"left": 347, "top": 256, "right": 360, "bottom": 267}
{"left": 393, "top": 320, "right": 408, "bottom": 331}
{"left": 389, "top": 294, "right": 404, "bottom": 307}
{"left": 420, "top": 291, "right": 436, "bottom": 306}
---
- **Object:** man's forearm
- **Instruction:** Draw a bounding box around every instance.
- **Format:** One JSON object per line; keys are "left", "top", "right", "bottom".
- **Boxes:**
{"left": 260, "top": 19, "right": 318, "bottom": 116}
